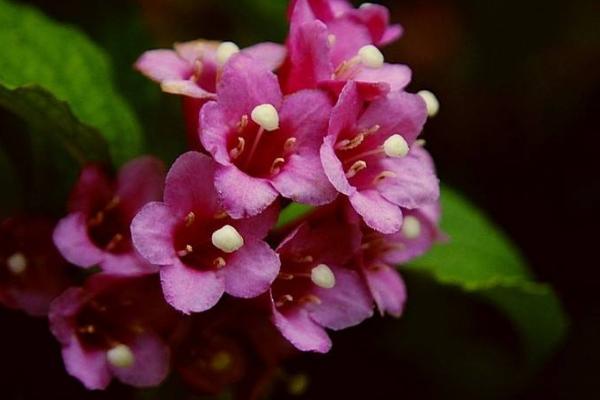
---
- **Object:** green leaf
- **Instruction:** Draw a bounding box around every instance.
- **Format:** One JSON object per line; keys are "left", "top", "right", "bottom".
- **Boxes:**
{"left": 276, "top": 203, "right": 314, "bottom": 228}
{"left": 407, "top": 186, "right": 567, "bottom": 364}
{"left": 0, "top": 0, "right": 142, "bottom": 165}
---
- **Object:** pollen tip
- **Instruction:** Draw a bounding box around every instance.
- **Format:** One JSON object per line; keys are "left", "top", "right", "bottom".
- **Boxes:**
{"left": 402, "top": 215, "right": 422, "bottom": 239}
{"left": 251, "top": 103, "right": 279, "bottom": 131}
{"left": 357, "top": 45, "right": 384, "bottom": 69}
{"left": 311, "top": 264, "right": 336, "bottom": 289}
{"left": 216, "top": 41, "right": 240, "bottom": 65}
{"left": 6, "top": 252, "right": 27, "bottom": 275}
{"left": 417, "top": 90, "right": 440, "bottom": 117}
{"left": 383, "top": 134, "right": 409, "bottom": 158}
{"left": 107, "top": 344, "right": 135, "bottom": 368}
{"left": 211, "top": 224, "right": 244, "bottom": 253}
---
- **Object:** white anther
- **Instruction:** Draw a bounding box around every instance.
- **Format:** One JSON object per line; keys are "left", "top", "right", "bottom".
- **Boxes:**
{"left": 417, "top": 90, "right": 440, "bottom": 117}
{"left": 7, "top": 253, "right": 27, "bottom": 275}
{"left": 357, "top": 45, "right": 384, "bottom": 68}
{"left": 211, "top": 225, "right": 244, "bottom": 253}
{"left": 107, "top": 344, "right": 135, "bottom": 368}
{"left": 216, "top": 41, "right": 240, "bottom": 65}
{"left": 383, "top": 134, "right": 409, "bottom": 158}
{"left": 359, "top": 3, "right": 375, "bottom": 8}
{"left": 251, "top": 104, "right": 280, "bottom": 131}
{"left": 328, "top": 34, "right": 337, "bottom": 47}
{"left": 402, "top": 216, "right": 421, "bottom": 239}
{"left": 311, "top": 264, "right": 336, "bottom": 289}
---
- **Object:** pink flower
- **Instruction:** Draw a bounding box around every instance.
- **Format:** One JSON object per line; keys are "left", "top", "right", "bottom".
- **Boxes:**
{"left": 281, "top": 0, "right": 410, "bottom": 95}
{"left": 130, "top": 151, "right": 281, "bottom": 314}
{"left": 49, "top": 274, "right": 177, "bottom": 389}
{"left": 270, "top": 220, "right": 373, "bottom": 353}
{"left": 135, "top": 40, "right": 286, "bottom": 148}
{"left": 200, "top": 53, "right": 337, "bottom": 218}
{"left": 0, "top": 216, "right": 73, "bottom": 316}
{"left": 320, "top": 81, "right": 439, "bottom": 234}
{"left": 357, "top": 201, "right": 444, "bottom": 317}
{"left": 53, "top": 156, "right": 165, "bottom": 276}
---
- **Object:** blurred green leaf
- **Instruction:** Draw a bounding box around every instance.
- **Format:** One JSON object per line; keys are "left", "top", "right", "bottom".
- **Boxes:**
{"left": 407, "top": 186, "right": 567, "bottom": 364}
{"left": 276, "top": 203, "right": 314, "bottom": 228}
{"left": 0, "top": 0, "right": 142, "bottom": 165}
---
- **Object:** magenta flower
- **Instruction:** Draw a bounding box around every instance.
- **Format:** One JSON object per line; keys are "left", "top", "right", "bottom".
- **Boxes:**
{"left": 130, "top": 151, "right": 281, "bottom": 314}
{"left": 136, "top": 40, "right": 286, "bottom": 148}
{"left": 53, "top": 156, "right": 165, "bottom": 276}
{"left": 270, "top": 221, "right": 373, "bottom": 353}
{"left": 320, "top": 81, "right": 439, "bottom": 234}
{"left": 200, "top": 53, "right": 337, "bottom": 218}
{"left": 282, "top": 0, "right": 410, "bottom": 95}
{"left": 0, "top": 216, "right": 73, "bottom": 316}
{"left": 357, "top": 201, "right": 443, "bottom": 317}
{"left": 49, "top": 274, "right": 177, "bottom": 389}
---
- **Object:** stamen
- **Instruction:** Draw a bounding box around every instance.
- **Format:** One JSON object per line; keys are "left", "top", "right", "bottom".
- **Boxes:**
{"left": 192, "top": 59, "right": 203, "bottom": 79}
{"left": 237, "top": 115, "right": 249, "bottom": 132}
{"left": 214, "top": 210, "right": 229, "bottom": 219}
{"left": 294, "top": 255, "right": 314, "bottom": 263}
{"left": 283, "top": 137, "right": 297, "bottom": 153}
{"left": 383, "top": 134, "right": 409, "bottom": 158}
{"left": 229, "top": 137, "right": 246, "bottom": 159}
{"left": 311, "top": 264, "right": 336, "bottom": 289}
{"left": 415, "top": 139, "right": 426, "bottom": 147}
{"left": 177, "top": 244, "right": 194, "bottom": 257}
{"left": 211, "top": 351, "right": 233, "bottom": 372}
{"left": 216, "top": 41, "right": 240, "bottom": 65}
{"left": 402, "top": 216, "right": 421, "bottom": 239}
{"left": 6, "top": 253, "right": 27, "bottom": 275}
{"left": 185, "top": 212, "right": 196, "bottom": 227}
{"left": 417, "top": 90, "right": 440, "bottom": 117}
{"left": 107, "top": 344, "right": 135, "bottom": 368}
{"left": 270, "top": 157, "right": 286, "bottom": 175}
{"left": 278, "top": 272, "right": 295, "bottom": 280}
{"left": 299, "top": 294, "right": 322, "bottom": 305}
{"left": 78, "top": 325, "right": 96, "bottom": 334}
{"left": 88, "top": 211, "right": 104, "bottom": 227}
{"left": 359, "top": 2, "right": 374, "bottom": 8}
{"left": 373, "top": 170, "right": 397, "bottom": 184}
{"left": 346, "top": 160, "right": 367, "bottom": 178}
{"left": 105, "top": 233, "right": 124, "bottom": 251}
{"left": 251, "top": 104, "right": 279, "bottom": 131}
{"left": 211, "top": 225, "right": 244, "bottom": 253}
{"left": 213, "top": 257, "right": 226, "bottom": 269}
{"left": 357, "top": 45, "right": 384, "bottom": 69}
{"left": 106, "top": 196, "right": 120, "bottom": 210}
{"left": 336, "top": 133, "right": 364, "bottom": 151}
{"left": 276, "top": 294, "right": 294, "bottom": 307}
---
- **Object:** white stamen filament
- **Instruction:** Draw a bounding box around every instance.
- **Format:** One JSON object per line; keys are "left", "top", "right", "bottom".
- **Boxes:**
{"left": 251, "top": 104, "right": 279, "bottom": 132}
{"left": 402, "top": 216, "right": 422, "bottom": 239}
{"left": 107, "top": 344, "right": 135, "bottom": 368}
{"left": 417, "top": 90, "right": 440, "bottom": 117}
{"left": 211, "top": 225, "right": 244, "bottom": 253}
{"left": 310, "top": 264, "right": 336, "bottom": 289}
{"left": 357, "top": 45, "right": 384, "bottom": 69}
{"left": 216, "top": 41, "right": 240, "bottom": 65}
{"left": 7, "top": 253, "right": 27, "bottom": 275}
{"left": 383, "top": 134, "right": 409, "bottom": 158}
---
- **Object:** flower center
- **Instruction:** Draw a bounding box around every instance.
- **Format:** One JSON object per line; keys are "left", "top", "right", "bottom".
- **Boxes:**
{"left": 87, "top": 196, "right": 131, "bottom": 254}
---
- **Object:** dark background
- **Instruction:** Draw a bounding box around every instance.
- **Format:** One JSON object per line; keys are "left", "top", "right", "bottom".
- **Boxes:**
{"left": 1, "top": 0, "right": 598, "bottom": 398}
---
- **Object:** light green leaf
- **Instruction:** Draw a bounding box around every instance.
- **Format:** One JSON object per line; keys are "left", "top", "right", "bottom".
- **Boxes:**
{"left": 407, "top": 186, "right": 567, "bottom": 364}
{"left": 276, "top": 203, "right": 314, "bottom": 228}
{"left": 0, "top": 0, "right": 142, "bottom": 165}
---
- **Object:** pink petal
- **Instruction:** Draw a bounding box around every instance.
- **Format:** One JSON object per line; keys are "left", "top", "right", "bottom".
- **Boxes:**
{"left": 329, "top": 81, "right": 362, "bottom": 138}
{"left": 378, "top": 147, "right": 440, "bottom": 209}
{"left": 357, "top": 91, "right": 428, "bottom": 144}
{"left": 62, "top": 338, "right": 111, "bottom": 390}
{"left": 364, "top": 264, "right": 406, "bottom": 317}
{"left": 164, "top": 152, "right": 220, "bottom": 219}
{"left": 349, "top": 190, "right": 403, "bottom": 234}
{"left": 174, "top": 40, "right": 219, "bottom": 64}
{"left": 380, "top": 24, "right": 403, "bottom": 46}
{"left": 160, "top": 261, "right": 225, "bottom": 314}
{"left": 130, "top": 202, "right": 179, "bottom": 266}
{"left": 160, "top": 79, "right": 215, "bottom": 98}
{"left": 135, "top": 49, "right": 192, "bottom": 82}
{"left": 234, "top": 202, "right": 279, "bottom": 240}
{"left": 272, "top": 305, "right": 332, "bottom": 353}
{"left": 242, "top": 42, "right": 287, "bottom": 71}
{"left": 354, "top": 63, "right": 412, "bottom": 92}
{"left": 49, "top": 287, "right": 85, "bottom": 344}
{"left": 102, "top": 251, "right": 159, "bottom": 276}
{"left": 214, "top": 165, "right": 279, "bottom": 219}
{"left": 68, "top": 165, "right": 113, "bottom": 214}
{"left": 308, "top": 266, "right": 373, "bottom": 330}
{"left": 273, "top": 153, "right": 338, "bottom": 205}
{"left": 110, "top": 333, "right": 170, "bottom": 388}
{"left": 280, "top": 89, "right": 333, "bottom": 149}
{"left": 320, "top": 136, "right": 354, "bottom": 195}
{"left": 224, "top": 240, "right": 280, "bottom": 298}
{"left": 53, "top": 213, "right": 104, "bottom": 268}
{"left": 217, "top": 54, "right": 282, "bottom": 120}
{"left": 199, "top": 101, "right": 235, "bottom": 165}
{"left": 116, "top": 156, "right": 165, "bottom": 220}
{"left": 327, "top": 17, "right": 372, "bottom": 66}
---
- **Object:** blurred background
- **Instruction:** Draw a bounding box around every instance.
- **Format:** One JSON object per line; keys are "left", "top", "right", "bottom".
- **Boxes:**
{"left": 1, "top": 0, "right": 598, "bottom": 398}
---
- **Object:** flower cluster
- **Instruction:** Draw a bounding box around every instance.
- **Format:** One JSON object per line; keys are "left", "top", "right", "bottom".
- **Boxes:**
{"left": 2, "top": 0, "right": 443, "bottom": 396}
